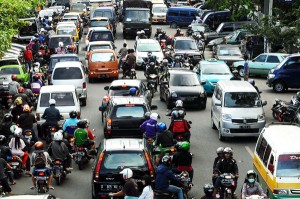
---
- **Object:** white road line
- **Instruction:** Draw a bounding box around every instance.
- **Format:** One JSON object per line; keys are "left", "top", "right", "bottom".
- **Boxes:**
{"left": 245, "top": 146, "right": 254, "bottom": 158}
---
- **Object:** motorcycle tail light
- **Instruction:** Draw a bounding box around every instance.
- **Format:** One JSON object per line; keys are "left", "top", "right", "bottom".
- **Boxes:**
{"left": 107, "top": 118, "right": 112, "bottom": 130}
{"left": 51, "top": 127, "right": 55, "bottom": 131}
{"left": 12, "top": 157, "right": 17, "bottom": 161}
{"left": 55, "top": 160, "right": 61, "bottom": 164}
{"left": 38, "top": 172, "right": 45, "bottom": 176}
{"left": 25, "top": 132, "right": 32, "bottom": 135}
{"left": 70, "top": 138, "right": 75, "bottom": 142}
{"left": 77, "top": 111, "right": 81, "bottom": 119}
{"left": 79, "top": 147, "right": 83, "bottom": 151}
{"left": 36, "top": 113, "right": 40, "bottom": 121}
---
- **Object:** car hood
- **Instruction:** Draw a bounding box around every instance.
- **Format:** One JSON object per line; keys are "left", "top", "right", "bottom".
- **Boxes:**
{"left": 217, "top": 56, "right": 244, "bottom": 61}
{"left": 205, "top": 31, "right": 218, "bottom": 37}
{"left": 209, "top": 38, "right": 223, "bottom": 45}
{"left": 233, "top": 60, "right": 249, "bottom": 67}
{"left": 222, "top": 107, "right": 264, "bottom": 118}
{"left": 174, "top": 49, "right": 200, "bottom": 54}
{"left": 170, "top": 85, "right": 204, "bottom": 93}
{"left": 202, "top": 74, "right": 233, "bottom": 82}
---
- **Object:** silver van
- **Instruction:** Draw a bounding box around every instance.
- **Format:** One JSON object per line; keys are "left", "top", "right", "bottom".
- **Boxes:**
{"left": 211, "top": 80, "right": 267, "bottom": 141}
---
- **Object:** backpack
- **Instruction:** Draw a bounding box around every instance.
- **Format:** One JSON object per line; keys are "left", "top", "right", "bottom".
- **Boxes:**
{"left": 34, "top": 151, "right": 46, "bottom": 169}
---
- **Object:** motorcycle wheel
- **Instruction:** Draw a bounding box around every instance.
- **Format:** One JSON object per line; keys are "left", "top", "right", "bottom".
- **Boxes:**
{"left": 150, "top": 88, "right": 154, "bottom": 98}
{"left": 272, "top": 111, "right": 278, "bottom": 120}
{"left": 78, "top": 160, "right": 83, "bottom": 170}
{"left": 225, "top": 192, "right": 232, "bottom": 199}
{"left": 37, "top": 183, "right": 46, "bottom": 193}
{"left": 13, "top": 171, "right": 22, "bottom": 179}
{"left": 56, "top": 175, "right": 61, "bottom": 186}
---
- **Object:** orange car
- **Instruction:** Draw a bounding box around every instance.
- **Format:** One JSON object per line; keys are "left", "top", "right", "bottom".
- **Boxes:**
{"left": 87, "top": 49, "right": 118, "bottom": 82}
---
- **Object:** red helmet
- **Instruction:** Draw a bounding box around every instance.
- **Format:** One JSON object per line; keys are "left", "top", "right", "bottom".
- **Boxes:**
{"left": 11, "top": 74, "right": 18, "bottom": 81}
{"left": 180, "top": 32, "right": 184, "bottom": 36}
{"left": 18, "top": 87, "right": 24, "bottom": 93}
{"left": 168, "top": 36, "right": 172, "bottom": 40}
{"left": 35, "top": 73, "right": 42, "bottom": 79}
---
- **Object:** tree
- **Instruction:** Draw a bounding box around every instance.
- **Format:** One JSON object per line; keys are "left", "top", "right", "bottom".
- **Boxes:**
{"left": 0, "top": 0, "right": 46, "bottom": 58}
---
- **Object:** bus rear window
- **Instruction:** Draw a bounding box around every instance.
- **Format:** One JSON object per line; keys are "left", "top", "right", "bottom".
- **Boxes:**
{"left": 277, "top": 154, "right": 300, "bottom": 177}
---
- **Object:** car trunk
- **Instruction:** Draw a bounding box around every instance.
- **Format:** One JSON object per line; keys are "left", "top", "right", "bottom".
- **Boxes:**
{"left": 111, "top": 117, "right": 145, "bottom": 137}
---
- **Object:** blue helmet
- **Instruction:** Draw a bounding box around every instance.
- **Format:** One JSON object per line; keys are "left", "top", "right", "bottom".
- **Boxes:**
{"left": 157, "top": 122, "right": 167, "bottom": 133}
{"left": 129, "top": 87, "right": 137, "bottom": 95}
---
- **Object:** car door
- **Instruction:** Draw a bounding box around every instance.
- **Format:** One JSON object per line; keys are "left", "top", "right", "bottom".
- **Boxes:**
{"left": 250, "top": 54, "right": 267, "bottom": 75}
{"left": 212, "top": 86, "right": 222, "bottom": 126}
{"left": 179, "top": 11, "right": 189, "bottom": 26}
{"left": 263, "top": 55, "right": 280, "bottom": 75}
{"left": 281, "top": 57, "right": 300, "bottom": 88}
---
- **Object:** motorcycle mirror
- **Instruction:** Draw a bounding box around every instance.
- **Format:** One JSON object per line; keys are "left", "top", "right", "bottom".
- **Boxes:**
{"left": 188, "top": 121, "right": 192, "bottom": 124}
{"left": 261, "top": 100, "right": 267, "bottom": 106}
{"left": 104, "top": 86, "right": 109, "bottom": 90}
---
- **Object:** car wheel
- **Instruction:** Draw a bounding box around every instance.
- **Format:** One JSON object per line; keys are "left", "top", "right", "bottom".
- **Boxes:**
{"left": 200, "top": 103, "right": 206, "bottom": 110}
{"left": 170, "top": 22, "right": 177, "bottom": 29}
{"left": 166, "top": 95, "right": 172, "bottom": 109}
{"left": 81, "top": 98, "right": 87, "bottom": 106}
{"left": 211, "top": 113, "right": 217, "bottom": 129}
{"left": 238, "top": 66, "right": 244, "bottom": 77}
{"left": 273, "top": 81, "right": 286, "bottom": 93}
{"left": 88, "top": 77, "right": 94, "bottom": 83}
{"left": 218, "top": 124, "right": 225, "bottom": 141}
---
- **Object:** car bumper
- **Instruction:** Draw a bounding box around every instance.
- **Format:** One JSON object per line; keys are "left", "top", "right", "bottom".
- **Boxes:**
{"left": 124, "top": 27, "right": 151, "bottom": 35}
{"left": 93, "top": 181, "right": 121, "bottom": 199}
{"left": 152, "top": 17, "right": 166, "bottom": 23}
{"left": 77, "top": 88, "right": 87, "bottom": 100}
{"left": 220, "top": 120, "right": 265, "bottom": 137}
{"left": 266, "top": 75, "right": 274, "bottom": 87}
{"left": 169, "top": 95, "right": 207, "bottom": 108}
{"left": 89, "top": 70, "right": 119, "bottom": 79}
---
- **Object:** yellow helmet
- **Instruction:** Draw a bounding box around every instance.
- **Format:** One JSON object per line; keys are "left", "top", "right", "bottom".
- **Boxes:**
{"left": 15, "top": 97, "right": 23, "bottom": 105}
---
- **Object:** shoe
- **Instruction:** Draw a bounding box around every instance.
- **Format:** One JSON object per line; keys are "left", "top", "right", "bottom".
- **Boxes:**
{"left": 25, "top": 171, "right": 32, "bottom": 176}
{"left": 66, "top": 168, "right": 73, "bottom": 173}
{"left": 10, "top": 181, "right": 16, "bottom": 185}
{"left": 49, "top": 186, "right": 54, "bottom": 190}
{"left": 30, "top": 186, "right": 35, "bottom": 190}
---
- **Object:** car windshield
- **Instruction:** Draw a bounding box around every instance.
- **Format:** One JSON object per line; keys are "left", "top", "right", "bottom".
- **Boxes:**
{"left": 175, "top": 40, "right": 198, "bottom": 50}
{"left": 39, "top": 10, "right": 55, "bottom": 18}
{"left": 91, "top": 52, "right": 115, "bottom": 62}
{"left": 0, "top": 60, "right": 19, "bottom": 67}
{"left": 90, "top": 45, "right": 111, "bottom": 50}
{"left": 277, "top": 154, "right": 300, "bottom": 177}
{"left": 192, "top": 25, "right": 205, "bottom": 32}
{"left": 114, "top": 105, "right": 145, "bottom": 118}
{"left": 90, "top": 20, "right": 108, "bottom": 27}
{"left": 57, "top": 28, "right": 76, "bottom": 36}
{"left": 53, "top": 67, "right": 83, "bottom": 79}
{"left": 93, "top": 11, "right": 112, "bottom": 18}
{"left": 90, "top": 32, "right": 113, "bottom": 41}
{"left": 108, "top": 86, "right": 139, "bottom": 96}
{"left": 153, "top": 6, "right": 167, "bottom": 13}
{"left": 0, "top": 68, "right": 20, "bottom": 75}
{"left": 71, "top": 4, "right": 85, "bottom": 12}
{"left": 64, "top": 14, "right": 77, "bottom": 19}
{"left": 102, "top": 151, "right": 146, "bottom": 170}
{"left": 202, "top": 64, "right": 230, "bottom": 74}
{"left": 49, "top": 37, "right": 72, "bottom": 48}
{"left": 224, "top": 92, "right": 261, "bottom": 108}
{"left": 40, "top": 92, "right": 75, "bottom": 107}
{"left": 137, "top": 43, "right": 161, "bottom": 52}
{"left": 218, "top": 47, "right": 242, "bottom": 56}
{"left": 19, "top": 19, "right": 37, "bottom": 36}
{"left": 50, "top": 57, "right": 79, "bottom": 70}
{"left": 125, "top": 10, "right": 150, "bottom": 22}
{"left": 170, "top": 73, "right": 200, "bottom": 86}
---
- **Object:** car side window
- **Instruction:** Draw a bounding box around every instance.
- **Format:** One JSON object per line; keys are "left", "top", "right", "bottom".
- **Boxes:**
{"left": 222, "top": 25, "right": 234, "bottom": 32}
{"left": 267, "top": 56, "right": 279, "bottom": 63}
{"left": 268, "top": 154, "right": 275, "bottom": 174}
{"left": 285, "top": 57, "right": 300, "bottom": 69}
{"left": 263, "top": 144, "right": 272, "bottom": 166}
{"left": 168, "top": 11, "right": 178, "bottom": 16}
{"left": 256, "top": 137, "right": 268, "bottom": 160}
{"left": 179, "top": 11, "right": 189, "bottom": 17}
{"left": 255, "top": 55, "right": 267, "bottom": 62}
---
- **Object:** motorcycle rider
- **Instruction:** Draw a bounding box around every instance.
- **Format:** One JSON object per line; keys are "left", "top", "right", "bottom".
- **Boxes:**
{"left": 139, "top": 30, "right": 147, "bottom": 39}
{"left": 62, "top": 111, "right": 79, "bottom": 137}
{"left": 8, "top": 75, "right": 20, "bottom": 97}
{"left": 201, "top": 184, "right": 214, "bottom": 199}
{"left": 156, "top": 122, "right": 175, "bottom": 148}
{"left": 213, "top": 147, "right": 239, "bottom": 197}
{"left": 17, "top": 104, "right": 38, "bottom": 143}
{"left": 0, "top": 113, "right": 15, "bottom": 140}
{"left": 23, "top": 82, "right": 34, "bottom": 101}
{"left": 169, "top": 110, "right": 191, "bottom": 141}
{"left": 31, "top": 141, "right": 54, "bottom": 190}
{"left": 146, "top": 62, "right": 158, "bottom": 91}
{"left": 41, "top": 99, "right": 61, "bottom": 139}
{"left": 167, "top": 100, "right": 186, "bottom": 119}
{"left": 82, "top": 119, "right": 96, "bottom": 142}
{"left": 186, "top": 25, "right": 194, "bottom": 36}
{"left": 123, "top": 49, "right": 136, "bottom": 78}
{"left": 172, "top": 56, "right": 183, "bottom": 68}
{"left": 74, "top": 120, "right": 95, "bottom": 150}
{"left": 174, "top": 28, "right": 182, "bottom": 37}
{"left": 248, "top": 79, "right": 260, "bottom": 93}
{"left": 0, "top": 157, "right": 13, "bottom": 194}
{"left": 11, "top": 98, "right": 24, "bottom": 123}
{"left": 13, "top": 87, "right": 32, "bottom": 107}
{"left": 34, "top": 51, "right": 46, "bottom": 67}
{"left": 213, "top": 147, "right": 224, "bottom": 170}
{"left": 172, "top": 141, "right": 193, "bottom": 181}
{"left": 182, "top": 53, "right": 192, "bottom": 65}
{"left": 241, "top": 170, "right": 265, "bottom": 199}
{"left": 118, "top": 43, "right": 128, "bottom": 70}
{"left": 48, "top": 131, "right": 72, "bottom": 172}
{"left": 154, "top": 27, "right": 162, "bottom": 39}
{"left": 31, "top": 75, "right": 43, "bottom": 94}
{"left": 159, "top": 31, "right": 168, "bottom": 41}
{"left": 0, "top": 135, "right": 15, "bottom": 185}
{"left": 164, "top": 51, "right": 173, "bottom": 64}
{"left": 55, "top": 42, "right": 66, "bottom": 54}
{"left": 139, "top": 112, "right": 159, "bottom": 139}
{"left": 155, "top": 155, "right": 184, "bottom": 199}
{"left": 230, "top": 70, "right": 241, "bottom": 80}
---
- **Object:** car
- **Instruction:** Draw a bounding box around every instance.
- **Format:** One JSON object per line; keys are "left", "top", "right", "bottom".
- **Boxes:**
{"left": 159, "top": 69, "right": 207, "bottom": 109}
{"left": 135, "top": 39, "right": 164, "bottom": 68}
{"left": 233, "top": 53, "right": 289, "bottom": 77}
{"left": 191, "top": 23, "right": 210, "bottom": 35}
{"left": 70, "top": 3, "right": 88, "bottom": 20}
{"left": 91, "top": 138, "right": 154, "bottom": 199}
{"left": 0, "top": 56, "right": 22, "bottom": 67}
{"left": 86, "top": 49, "right": 118, "bottom": 82}
{"left": 62, "top": 16, "right": 83, "bottom": 36}
{"left": 88, "top": 17, "right": 113, "bottom": 33}
{"left": 48, "top": 35, "right": 77, "bottom": 54}
{"left": 49, "top": 5, "right": 65, "bottom": 13}
{"left": 56, "top": 25, "right": 80, "bottom": 43}
{"left": 195, "top": 59, "right": 233, "bottom": 94}
{"left": 38, "top": 9, "right": 58, "bottom": 21}
{"left": 152, "top": 4, "right": 167, "bottom": 23}
{"left": 14, "top": 17, "right": 38, "bottom": 41}
{"left": 99, "top": 96, "right": 157, "bottom": 138}
{"left": 85, "top": 27, "right": 114, "bottom": 47}
{"left": 174, "top": 1, "right": 191, "bottom": 6}
{"left": 90, "top": 7, "right": 117, "bottom": 35}
{"left": 2, "top": 194, "right": 58, "bottom": 199}
{"left": 213, "top": 44, "right": 243, "bottom": 68}
{"left": 173, "top": 37, "right": 202, "bottom": 65}
{"left": 86, "top": 41, "right": 115, "bottom": 59}
{"left": 0, "top": 65, "right": 29, "bottom": 83}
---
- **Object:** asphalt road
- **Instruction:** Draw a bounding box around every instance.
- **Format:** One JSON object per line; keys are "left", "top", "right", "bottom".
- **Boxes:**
{"left": 11, "top": 23, "right": 298, "bottom": 198}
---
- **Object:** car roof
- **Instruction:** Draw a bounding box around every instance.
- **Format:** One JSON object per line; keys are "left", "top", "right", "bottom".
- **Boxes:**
{"left": 103, "top": 138, "right": 144, "bottom": 151}
{"left": 0, "top": 56, "right": 19, "bottom": 60}
{"left": 89, "top": 27, "right": 109, "bottom": 31}
{"left": 64, "top": 13, "right": 80, "bottom": 16}
{"left": 50, "top": 54, "right": 79, "bottom": 58}
{"left": 200, "top": 58, "right": 226, "bottom": 65}
{"left": 54, "top": 61, "right": 82, "bottom": 68}
{"left": 110, "top": 96, "right": 147, "bottom": 105}
{"left": 0, "top": 65, "right": 21, "bottom": 69}
{"left": 153, "top": 4, "right": 167, "bottom": 7}
{"left": 217, "top": 80, "right": 257, "bottom": 92}
{"left": 137, "top": 39, "right": 159, "bottom": 44}
{"left": 88, "top": 41, "right": 113, "bottom": 45}
{"left": 93, "top": 7, "right": 114, "bottom": 11}
{"left": 90, "top": 49, "right": 115, "bottom": 54}
{"left": 110, "top": 79, "right": 141, "bottom": 87}
{"left": 91, "top": 17, "right": 109, "bottom": 20}
{"left": 262, "top": 123, "right": 300, "bottom": 154}
{"left": 218, "top": 44, "right": 240, "bottom": 48}
{"left": 40, "top": 85, "right": 76, "bottom": 92}
{"left": 168, "top": 68, "right": 196, "bottom": 75}
{"left": 174, "top": 37, "right": 194, "bottom": 41}
{"left": 168, "top": 7, "right": 197, "bottom": 11}
{"left": 3, "top": 194, "right": 54, "bottom": 199}
{"left": 258, "top": 53, "right": 289, "bottom": 56}
{"left": 49, "top": 34, "right": 72, "bottom": 38}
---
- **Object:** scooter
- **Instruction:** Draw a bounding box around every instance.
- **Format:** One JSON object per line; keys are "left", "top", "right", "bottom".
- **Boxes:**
{"left": 33, "top": 169, "right": 49, "bottom": 193}
{"left": 52, "top": 158, "right": 68, "bottom": 185}
{"left": 74, "top": 146, "right": 90, "bottom": 170}
{"left": 147, "top": 74, "right": 158, "bottom": 98}
{"left": 8, "top": 155, "right": 23, "bottom": 179}
{"left": 218, "top": 173, "right": 236, "bottom": 199}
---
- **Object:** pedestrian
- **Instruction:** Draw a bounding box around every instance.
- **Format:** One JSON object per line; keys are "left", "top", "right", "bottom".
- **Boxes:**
{"left": 118, "top": 43, "right": 128, "bottom": 70}
{"left": 0, "top": 157, "right": 13, "bottom": 195}
{"left": 23, "top": 46, "right": 33, "bottom": 72}
{"left": 246, "top": 36, "right": 254, "bottom": 59}
{"left": 243, "top": 54, "right": 249, "bottom": 81}
{"left": 240, "top": 36, "right": 247, "bottom": 55}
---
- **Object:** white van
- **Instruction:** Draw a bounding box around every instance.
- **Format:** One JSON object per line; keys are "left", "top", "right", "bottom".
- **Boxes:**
{"left": 211, "top": 80, "right": 267, "bottom": 141}
{"left": 51, "top": 61, "right": 87, "bottom": 106}
{"left": 36, "top": 85, "right": 81, "bottom": 133}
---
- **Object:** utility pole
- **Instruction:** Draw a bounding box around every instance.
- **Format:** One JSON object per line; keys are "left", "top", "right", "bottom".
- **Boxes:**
{"left": 263, "top": 0, "right": 273, "bottom": 53}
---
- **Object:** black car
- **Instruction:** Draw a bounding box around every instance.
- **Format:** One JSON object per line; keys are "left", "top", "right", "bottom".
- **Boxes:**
{"left": 92, "top": 138, "right": 154, "bottom": 199}
{"left": 159, "top": 69, "right": 207, "bottom": 109}
{"left": 99, "top": 96, "right": 157, "bottom": 138}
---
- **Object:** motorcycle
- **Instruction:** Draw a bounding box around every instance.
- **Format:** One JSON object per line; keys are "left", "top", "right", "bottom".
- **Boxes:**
{"left": 23, "top": 129, "right": 35, "bottom": 151}
{"left": 152, "top": 145, "right": 176, "bottom": 165}
{"left": 271, "top": 99, "right": 300, "bottom": 122}
{"left": 46, "top": 125, "right": 58, "bottom": 144}
{"left": 122, "top": 62, "right": 137, "bottom": 79}
{"left": 33, "top": 169, "right": 49, "bottom": 193}
{"left": 52, "top": 158, "right": 68, "bottom": 185}
{"left": 160, "top": 39, "right": 166, "bottom": 49}
{"left": 8, "top": 155, "right": 23, "bottom": 179}
{"left": 147, "top": 74, "right": 158, "bottom": 98}
{"left": 217, "top": 173, "right": 236, "bottom": 199}
{"left": 74, "top": 146, "right": 90, "bottom": 170}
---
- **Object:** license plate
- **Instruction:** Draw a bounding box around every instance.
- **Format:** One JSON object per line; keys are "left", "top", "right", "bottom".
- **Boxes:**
{"left": 99, "top": 74, "right": 107, "bottom": 78}
{"left": 77, "top": 152, "right": 85, "bottom": 156}
{"left": 240, "top": 126, "right": 250, "bottom": 129}
{"left": 11, "top": 162, "right": 19, "bottom": 166}
{"left": 25, "top": 135, "right": 32, "bottom": 139}
{"left": 100, "top": 184, "right": 118, "bottom": 190}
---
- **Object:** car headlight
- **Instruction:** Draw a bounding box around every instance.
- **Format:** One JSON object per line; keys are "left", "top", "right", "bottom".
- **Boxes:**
{"left": 222, "top": 114, "right": 232, "bottom": 121}
{"left": 199, "top": 92, "right": 205, "bottom": 98}
{"left": 258, "top": 113, "right": 265, "bottom": 121}
{"left": 171, "top": 91, "right": 177, "bottom": 98}
{"left": 274, "top": 189, "right": 289, "bottom": 195}
{"left": 268, "top": 73, "right": 275, "bottom": 78}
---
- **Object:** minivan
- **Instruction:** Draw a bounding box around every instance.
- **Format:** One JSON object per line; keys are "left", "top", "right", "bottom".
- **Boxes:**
{"left": 267, "top": 54, "right": 300, "bottom": 93}
{"left": 253, "top": 123, "right": 300, "bottom": 199}
{"left": 15, "top": 18, "right": 38, "bottom": 41}
{"left": 91, "top": 7, "right": 117, "bottom": 34}
{"left": 211, "top": 80, "right": 267, "bottom": 141}
{"left": 202, "top": 10, "right": 231, "bottom": 30}
{"left": 166, "top": 7, "right": 199, "bottom": 28}
{"left": 51, "top": 61, "right": 87, "bottom": 106}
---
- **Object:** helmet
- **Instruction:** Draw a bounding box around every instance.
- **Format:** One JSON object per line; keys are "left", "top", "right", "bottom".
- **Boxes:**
{"left": 175, "top": 56, "right": 180, "bottom": 60}
{"left": 232, "top": 69, "right": 238, "bottom": 74}
{"left": 246, "top": 170, "right": 257, "bottom": 179}
{"left": 137, "top": 31, "right": 141, "bottom": 35}
{"left": 3, "top": 113, "right": 12, "bottom": 122}
{"left": 32, "top": 75, "right": 39, "bottom": 81}
{"left": 49, "top": 99, "right": 56, "bottom": 105}
{"left": 150, "top": 112, "right": 159, "bottom": 121}
{"left": 18, "top": 87, "right": 24, "bottom": 93}
{"left": 23, "top": 104, "right": 30, "bottom": 112}
{"left": 15, "top": 97, "right": 23, "bottom": 105}
{"left": 14, "top": 127, "right": 22, "bottom": 137}
{"left": 120, "top": 168, "right": 133, "bottom": 180}
{"left": 11, "top": 74, "right": 18, "bottom": 81}
{"left": 23, "top": 82, "right": 30, "bottom": 89}
{"left": 184, "top": 53, "right": 188, "bottom": 57}
{"left": 140, "top": 30, "right": 145, "bottom": 34}
{"left": 149, "top": 62, "right": 155, "bottom": 67}
{"left": 157, "top": 122, "right": 167, "bottom": 133}
{"left": 0, "top": 135, "right": 6, "bottom": 145}
{"left": 161, "top": 155, "right": 171, "bottom": 165}
{"left": 162, "top": 59, "right": 168, "bottom": 65}
{"left": 157, "top": 27, "right": 162, "bottom": 31}
{"left": 35, "top": 73, "right": 42, "bottom": 80}
{"left": 69, "top": 111, "right": 77, "bottom": 118}
{"left": 204, "top": 184, "right": 214, "bottom": 196}
{"left": 53, "top": 131, "right": 63, "bottom": 141}
{"left": 176, "top": 28, "right": 181, "bottom": 33}
{"left": 188, "top": 25, "right": 192, "bottom": 29}
{"left": 249, "top": 79, "right": 255, "bottom": 86}
{"left": 129, "top": 87, "right": 137, "bottom": 95}
{"left": 296, "top": 91, "right": 300, "bottom": 101}
{"left": 216, "top": 147, "right": 224, "bottom": 154}
{"left": 37, "top": 52, "right": 43, "bottom": 57}
{"left": 147, "top": 52, "right": 152, "bottom": 57}
{"left": 83, "top": 119, "right": 90, "bottom": 127}
{"left": 10, "top": 125, "right": 18, "bottom": 134}
{"left": 144, "top": 112, "right": 151, "bottom": 120}
{"left": 77, "top": 120, "right": 87, "bottom": 128}
{"left": 175, "top": 100, "right": 183, "bottom": 107}
{"left": 167, "top": 35, "right": 172, "bottom": 40}
{"left": 223, "top": 147, "right": 233, "bottom": 154}
{"left": 34, "top": 33, "right": 39, "bottom": 37}
{"left": 34, "top": 141, "right": 44, "bottom": 150}
{"left": 162, "top": 31, "right": 166, "bottom": 35}
{"left": 59, "top": 42, "right": 64, "bottom": 47}
{"left": 179, "top": 141, "right": 190, "bottom": 151}
{"left": 171, "top": 110, "right": 179, "bottom": 119}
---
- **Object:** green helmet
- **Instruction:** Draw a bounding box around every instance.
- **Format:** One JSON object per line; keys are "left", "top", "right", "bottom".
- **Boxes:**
{"left": 179, "top": 141, "right": 190, "bottom": 151}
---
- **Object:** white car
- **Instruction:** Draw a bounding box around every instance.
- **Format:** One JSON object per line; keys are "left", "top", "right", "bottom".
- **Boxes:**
{"left": 152, "top": 4, "right": 167, "bottom": 23}
{"left": 135, "top": 39, "right": 164, "bottom": 68}
{"left": 38, "top": 9, "right": 58, "bottom": 21}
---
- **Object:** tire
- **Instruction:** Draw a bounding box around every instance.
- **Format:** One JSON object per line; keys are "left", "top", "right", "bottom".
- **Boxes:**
{"left": 226, "top": 192, "right": 232, "bottom": 199}
{"left": 238, "top": 66, "right": 244, "bottom": 77}
{"left": 56, "top": 176, "right": 61, "bottom": 186}
{"left": 81, "top": 99, "right": 87, "bottom": 106}
{"left": 273, "top": 81, "right": 286, "bottom": 93}
{"left": 170, "top": 22, "right": 177, "bottom": 29}
{"left": 150, "top": 88, "right": 154, "bottom": 98}
{"left": 78, "top": 160, "right": 83, "bottom": 170}
{"left": 160, "top": 91, "right": 164, "bottom": 101}
{"left": 37, "top": 183, "right": 46, "bottom": 193}
{"left": 218, "top": 124, "right": 224, "bottom": 141}
{"left": 211, "top": 113, "right": 217, "bottom": 129}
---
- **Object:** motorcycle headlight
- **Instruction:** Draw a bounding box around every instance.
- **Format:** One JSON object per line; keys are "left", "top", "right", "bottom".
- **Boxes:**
{"left": 258, "top": 113, "right": 265, "bottom": 121}
{"left": 171, "top": 91, "right": 177, "bottom": 98}
{"left": 222, "top": 114, "right": 232, "bottom": 121}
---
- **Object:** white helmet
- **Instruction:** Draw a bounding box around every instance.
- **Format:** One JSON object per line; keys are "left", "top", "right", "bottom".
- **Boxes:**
{"left": 10, "top": 125, "right": 18, "bottom": 134}
{"left": 224, "top": 147, "right": 233, "bottom": 154}
{"left": 14, "top": 127, "right": 22, "bottom": 137}
{"left": 120, "top": 168, "right": 133, "bottom": 180}
{"left": 59, "top": 42, "right": 64, "bottom": 47}
{"left": 53, "top": 131, "right": 63, "bottom": 141}
{"left": 175, "top": 100, "right": 183, "bottom": 107}
{"left": 137, "top": 31, "right": 141, "bottom": 35}
{"left": 150, "top": 112, "right": 158, "bottom": 121}
{"left": 140, "top": 30, "right": 145, "bottom": 34}
{"left": 216, "top": 147, "right": 224, "bottom": 154}
{"left": 49, "top": 99, "right": 56, "bottom": 105}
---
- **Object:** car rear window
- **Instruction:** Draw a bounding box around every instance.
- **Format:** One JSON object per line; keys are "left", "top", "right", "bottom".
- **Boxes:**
{"left": 90, "top": 20, "right": 108, "bottom": 27}
{"left": 57, "top": 28, "right": 76, "bottom": 36}
{"left": 91, "top": 52, "right": 115, "bottom": 62}
{"left": 39, "top": 92, "right": 75, "bottom": 107}
{"left": 19, "top": 19, "right": 37, "bottom": 36}
{"left": 0, "top": 60, "right": 20, "bottom": 67}
{"left": 114, "top": 105, "right": 145, "bottom": 118}
{"left": 90, "top": 31, "right": 113, "bottom": 42}
{"left": 53, "top": 67, "right": 83, "bottom": 79}
{"left": 50, "top": 57, "right": 80, "bottom": 70}
{"left": 93, "top": 11, "right": 112, "bottom": 18}
{"left": 174, "top": 40, "right": 197, "bottom": 50}
{"left": 89, "top": 45, "right": 111, "bottom": 51}
{"left": 102, "top": 151, "right": 146, "bottom": 169}
{"left": 49, "top": 37, "right": 72, "bottom": 48}
{"left": 108, "top": 86, "right": 139, "bottom": 96}
{"left": 0, "top": 68, "right": 20, "bottom": 75}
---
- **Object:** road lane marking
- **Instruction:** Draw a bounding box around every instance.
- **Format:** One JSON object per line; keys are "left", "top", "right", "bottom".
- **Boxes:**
{"left": 245, "top": 146, "right": 254, "bottom": 158}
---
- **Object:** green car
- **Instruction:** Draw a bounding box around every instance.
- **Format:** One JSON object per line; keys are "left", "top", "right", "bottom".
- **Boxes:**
{"left": 0, "top": 65, "right": 30, "bottom": 83}
{"left": 232, "top": 53, "right": 289, "bottom": 77}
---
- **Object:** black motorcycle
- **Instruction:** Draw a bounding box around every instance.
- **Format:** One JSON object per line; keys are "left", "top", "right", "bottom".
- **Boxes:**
{"left": 147, "top": 74, "right": 158, "bottom": 98}
{"left": 33, "top": 168, "right": 50, "bottom": 193}
{"left": 122, "top": 64, "right": 136, "bottom": 79}
{"left": 217, "top": 173, "right": 236, "bottom": 199}
{"left": 272, "top": 98, "right": 300, "bottom": 122}
{"left": 74, "top": 146, "right": 90, "bottom": 170}
{"left": 52, "top": 158, "right": 69, "bottom": 185}
{"left": 8, "top": 155, "right": 23, "bottom": 179}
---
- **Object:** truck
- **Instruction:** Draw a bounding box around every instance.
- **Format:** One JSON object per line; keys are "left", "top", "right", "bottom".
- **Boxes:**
{"left": 122, "top": 0, "right": 152, "bottom": 38}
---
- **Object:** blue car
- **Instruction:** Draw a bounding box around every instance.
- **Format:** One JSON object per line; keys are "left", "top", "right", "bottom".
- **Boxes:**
{"left": 195, "top": 59, "right": 233, "bottom": 94}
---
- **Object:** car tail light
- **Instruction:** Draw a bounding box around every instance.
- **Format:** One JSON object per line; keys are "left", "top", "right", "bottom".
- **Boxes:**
{"left": 36, "top": 113, "right": 40, "bottom": 121}
{"left": 77, "top": 111, "right": 81, "bottom": 119}
{"left": 94, "top": 152, "right": 104, "bottom": 181}
{"left": 107, "top": 118, "right": 112, "bottom": 130}
{"left": 83, "top": 82, "right": 86, "bottom": 89}
{"left": 144, "top": 151, "right": 155, "bottom": 177}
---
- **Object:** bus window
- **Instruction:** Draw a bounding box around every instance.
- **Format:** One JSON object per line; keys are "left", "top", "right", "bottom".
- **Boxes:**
{"left": 257, "top": 137, "right": 268, "bottom": 160}
{"left": 263, "top": 145, "right": 272, "bottom": 166}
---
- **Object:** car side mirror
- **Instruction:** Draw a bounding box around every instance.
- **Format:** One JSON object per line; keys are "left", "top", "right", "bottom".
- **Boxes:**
{"left": 215, "top": 100, "right": 221, "bottom": 106}
{"left": 150, "top": 105, "right": 158, "bottom": 110}
{"left": 261, "top": 100, "right": 267, "bottom": 106}
{"left": 104, "top": 86, "right": 109, "bottom": 90}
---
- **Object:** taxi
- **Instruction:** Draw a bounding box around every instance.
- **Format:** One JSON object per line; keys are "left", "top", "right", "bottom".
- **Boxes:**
{"left": 56, "top": 24, "right": 79, "bottom": 42}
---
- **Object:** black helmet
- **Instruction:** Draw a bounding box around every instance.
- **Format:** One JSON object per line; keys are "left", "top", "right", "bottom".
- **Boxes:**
{"left": 77, "top": 120, "right": 87, "bottom": 128}
{"left": 23, "top": 82, "right": 31, "bottom": 89}
{"left": 0, "top": 135, "right": 6, "bottom": 145}
{"left": 32, "top": 75, "right": 39, "bottom": 81}
{"left": 69, "top": 111, "right": 77, "bottom": 119}
{"left": 161, "top": 155, "right": 171, "bottom": 166}
{"left": 3, "top": 113, "right": 12, "bottom": 122}
{"left": 203, "top": 184, "right": 214, "bottom": 196}
{"left": 150, "top": 62, "right": 155, "bottom": 67}
{"left": 144, "top": 112, "right": 151, "bottom": 120}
